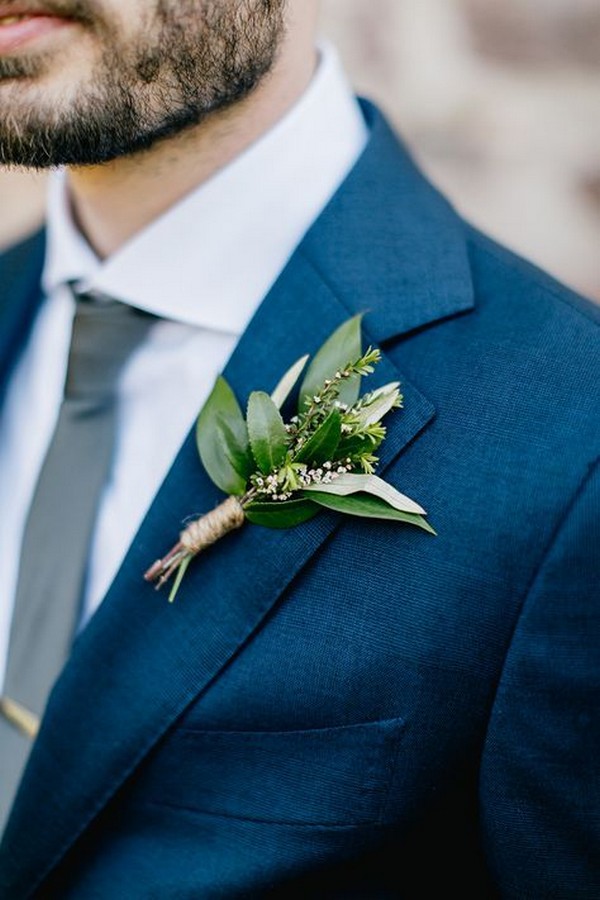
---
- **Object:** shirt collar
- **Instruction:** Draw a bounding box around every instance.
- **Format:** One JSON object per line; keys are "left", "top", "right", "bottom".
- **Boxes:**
{"left": 42, "top": 42, "right": 368, "bottom": 336}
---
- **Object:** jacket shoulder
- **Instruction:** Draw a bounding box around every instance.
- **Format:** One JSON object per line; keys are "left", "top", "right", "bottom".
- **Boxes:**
{"left": 464, "top": 222, "right": 600, "bottom": 332}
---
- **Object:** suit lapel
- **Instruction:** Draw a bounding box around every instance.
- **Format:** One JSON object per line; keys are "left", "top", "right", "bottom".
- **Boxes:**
{"left": 0, "top": 103, "right": 473, "bottom": 897}
{"left": 300, "top": 99, "right": 474, "bottom": 339}
{"left": 0, "top": 230, "right": 46, "bottom": 406}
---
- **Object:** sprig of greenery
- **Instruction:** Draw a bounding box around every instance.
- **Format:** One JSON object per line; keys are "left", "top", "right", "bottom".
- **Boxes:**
{"left": 145, "top": 315, "right": 434, "bottom": 601}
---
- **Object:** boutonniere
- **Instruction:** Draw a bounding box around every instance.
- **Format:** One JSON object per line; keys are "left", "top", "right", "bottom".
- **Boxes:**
{"left": 145, "top": 315, "right": 435, "bottom": 601}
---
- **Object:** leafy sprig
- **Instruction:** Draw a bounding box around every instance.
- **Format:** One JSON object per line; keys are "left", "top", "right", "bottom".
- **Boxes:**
{"left": 145, "top": 315, "right": 434, "bottom": 601}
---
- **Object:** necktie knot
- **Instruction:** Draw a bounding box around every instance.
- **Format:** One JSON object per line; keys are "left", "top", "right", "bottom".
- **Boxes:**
{"left": 64, "top": 290, "right": 155, "bottom": 403}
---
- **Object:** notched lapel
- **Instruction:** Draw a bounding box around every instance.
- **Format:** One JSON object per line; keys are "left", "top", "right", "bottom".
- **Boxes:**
{"left": 0, "top": 104, "right": 473, "bottom": 896}
{"left": 0, "top": 254, "right": 434, "bottom": 898}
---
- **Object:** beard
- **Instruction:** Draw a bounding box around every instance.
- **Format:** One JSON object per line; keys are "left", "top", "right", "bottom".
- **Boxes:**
{"left": 0, "top": 0, "right": 286, "bottom": 168}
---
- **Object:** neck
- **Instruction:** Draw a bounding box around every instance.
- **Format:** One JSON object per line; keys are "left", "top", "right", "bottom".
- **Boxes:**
{"left": 67, "top": 38, "right": 318, "bottom": 259}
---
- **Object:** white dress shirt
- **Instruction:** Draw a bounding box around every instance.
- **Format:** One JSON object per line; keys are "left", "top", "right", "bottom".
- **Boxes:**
{"left": 0, "top": 43, "right": 368, "bottom": 689}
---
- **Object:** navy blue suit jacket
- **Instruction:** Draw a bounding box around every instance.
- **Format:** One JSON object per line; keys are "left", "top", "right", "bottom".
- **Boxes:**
{"left": 0, "top": 102, "right": 598, "bottom": 898}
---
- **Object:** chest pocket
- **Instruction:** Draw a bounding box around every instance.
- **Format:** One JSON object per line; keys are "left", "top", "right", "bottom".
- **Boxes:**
{"left": 128, "top": 716, "right": 406, "bottom": 827}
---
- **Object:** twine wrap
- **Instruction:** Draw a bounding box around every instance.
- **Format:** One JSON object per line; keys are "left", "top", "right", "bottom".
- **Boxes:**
{"left": 180, "top": 496, "right": 245, "bottom": 555}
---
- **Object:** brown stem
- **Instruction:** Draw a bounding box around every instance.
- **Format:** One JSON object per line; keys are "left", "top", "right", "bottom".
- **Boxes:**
{"left": 144, "top": 541, "right": 184, "bottom": 583}
{"left": 144, "top": 496, "right": 245, "bottom": 589}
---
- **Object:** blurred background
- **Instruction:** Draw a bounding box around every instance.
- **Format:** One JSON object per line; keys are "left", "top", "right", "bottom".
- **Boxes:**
{"left": 1, "top": 0, "right": 599, "bottom": 300}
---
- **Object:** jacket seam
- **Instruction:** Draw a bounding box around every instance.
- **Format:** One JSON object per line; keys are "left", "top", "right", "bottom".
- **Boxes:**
{"left": 466, "top": 229, "right": 599, "bottom": 328}
{"left": 131, "top": 798, "right": 379, "bottom": 830}
{"left": 479, "top": 454, "right": 600, "bottom": 752}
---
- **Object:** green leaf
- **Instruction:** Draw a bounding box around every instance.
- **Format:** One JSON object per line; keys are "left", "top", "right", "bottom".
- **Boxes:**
{"left": 336, "top": 433, "right": 382, "bottom": 457}
{"left": 271, "top": 354, "right": 309, "bottom": 410}
{"left": 245, "top": 498, "right": 319, "bottom": 528}
{"left": 303, "top": 490, "right": 436, "bottom": 534}
{"left": 354, "top": 382, "right": 402, "bottom": 426}
{"left": 215, "top": 414, "right": 255, "bottom": 482}
{"left": 196, "top": 376, "right": 252, "bottom": 495}
{"left": 298, "top": 314, "right": 363, "bottom": 412}
{"left": 303, "top": 473, "right": 426, "bottom": 515}
{"left": 247, "top": 391, "right": 289, "bottom": 475}
{"left": 295, "top": 409, "right": 342, "bottom": 465}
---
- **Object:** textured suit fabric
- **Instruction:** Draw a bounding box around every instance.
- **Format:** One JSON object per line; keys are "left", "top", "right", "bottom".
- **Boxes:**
{"left": 0, "top": 101, "right": 597, "bottom": 898}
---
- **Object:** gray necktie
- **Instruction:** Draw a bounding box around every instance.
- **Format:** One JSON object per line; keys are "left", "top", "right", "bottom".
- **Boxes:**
{"left": 0, "top": 289, "right": 155, "bottom": 831}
